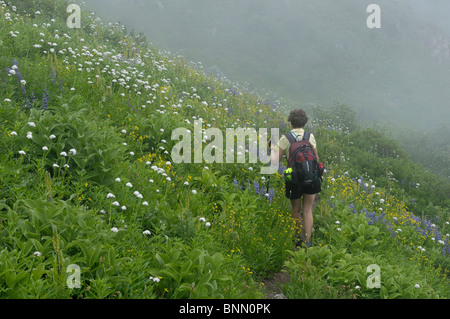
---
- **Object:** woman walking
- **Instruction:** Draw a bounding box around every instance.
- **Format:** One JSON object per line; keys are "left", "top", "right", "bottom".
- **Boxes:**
{"left": 270, "top": 109, "right": 322, "bottom": 248}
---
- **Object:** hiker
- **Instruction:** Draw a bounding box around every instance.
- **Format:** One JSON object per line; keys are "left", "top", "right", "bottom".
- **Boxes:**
{"left": 270, "top": 109, "right": 322, "bottom": 248}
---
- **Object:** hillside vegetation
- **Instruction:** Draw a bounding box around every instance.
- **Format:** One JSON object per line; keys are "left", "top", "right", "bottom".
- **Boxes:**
{"left": 0, "top": 0, "right": 448, "bottom": 299}
{"left": 76, "top": 0, "right": 450, "bottom": 180}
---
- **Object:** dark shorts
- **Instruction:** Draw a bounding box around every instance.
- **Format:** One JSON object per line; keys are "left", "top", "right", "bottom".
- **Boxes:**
{"left": 285, "top": 179, "right": 321, "bottom": 200}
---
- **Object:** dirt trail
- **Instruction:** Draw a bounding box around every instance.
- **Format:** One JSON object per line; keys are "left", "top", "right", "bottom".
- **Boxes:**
{"left": 262, "top": 270, "right": 290, "bottom": 299}
{"left": 262, "top": 194, "right": 321, "bottom": 299}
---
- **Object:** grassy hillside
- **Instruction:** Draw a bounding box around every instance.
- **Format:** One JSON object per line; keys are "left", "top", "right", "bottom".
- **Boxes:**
{"left": 75, "top": 0, "right": 450, "bottom": 179}
{"left": 0, "top": 0, "right": 448, "bottom": 299}
{"left": 76, "top": 0, "right": 450, "bottom": 128}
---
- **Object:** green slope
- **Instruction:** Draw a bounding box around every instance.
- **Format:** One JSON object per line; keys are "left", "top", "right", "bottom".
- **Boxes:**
{"left": 75, "top": 0, "right": 450, "bottom": 178}
{"left": 0, "top": 0, "right": 448, "bottom": 300}
{"left": 76, "top": 0, "right": 450, "bottom": 128}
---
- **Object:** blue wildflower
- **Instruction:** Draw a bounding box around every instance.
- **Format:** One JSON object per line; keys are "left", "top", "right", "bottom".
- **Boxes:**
{"left": 42, "top": 88, "right": 49, "bottom": 110}
{"left": 268, "top": 188, "right": 275, "bottom": 203}
{"left": 50, "top": 67, "right": 56, "bottom": 83}
{"left": 253, "top": 181, "right": 260, "bottom": 195}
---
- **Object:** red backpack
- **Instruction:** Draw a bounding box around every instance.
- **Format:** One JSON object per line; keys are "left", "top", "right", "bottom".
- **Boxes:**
{"left": 285, "top": 131, "right": 319, "bottom": 186}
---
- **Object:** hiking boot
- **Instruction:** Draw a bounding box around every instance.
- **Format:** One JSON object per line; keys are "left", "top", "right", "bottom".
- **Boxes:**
{"left": 294, "top": 235, "right": 304, "bottom": 248}
{"left": 297, "top": 241, "right": 311, "bottom": 252}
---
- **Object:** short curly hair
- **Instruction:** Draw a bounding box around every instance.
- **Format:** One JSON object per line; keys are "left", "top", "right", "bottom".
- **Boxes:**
{"left": 288, "top": 109, "right": 308, "bottom": 128}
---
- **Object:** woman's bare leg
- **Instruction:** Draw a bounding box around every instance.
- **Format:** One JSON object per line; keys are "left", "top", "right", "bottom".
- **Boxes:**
{"left": 302, "top": 194, "right": 316, "bottom": 244}
{"left": 290, "top": 198, "right": 302, "bottom": 238}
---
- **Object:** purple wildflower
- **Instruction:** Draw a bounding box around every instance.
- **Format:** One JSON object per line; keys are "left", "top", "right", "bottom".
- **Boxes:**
{"left": 50, "top": 67, "right": 56, "bottom": 83}
{"left": 267, "top": 188, "right": 275, "bottom": 203}
{"left": 253, "top": 181, "right": 260, "bottom": 194}
{"left": 42, "top": 88, "right": 49, "bottom": 110}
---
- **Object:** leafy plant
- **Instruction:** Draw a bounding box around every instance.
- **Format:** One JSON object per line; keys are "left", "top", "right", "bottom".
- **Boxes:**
{"left": 148, "top": 240, "right": 231, "bottom": 298}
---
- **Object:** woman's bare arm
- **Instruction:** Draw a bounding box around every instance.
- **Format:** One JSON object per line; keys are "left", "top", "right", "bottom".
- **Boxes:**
{"left": 270, "top": 146, "right": 284, "bottom": 166}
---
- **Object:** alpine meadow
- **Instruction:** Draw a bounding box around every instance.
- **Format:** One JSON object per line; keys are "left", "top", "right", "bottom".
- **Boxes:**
{"left": 0, "top": 0, "right": 449, "bottom": 302}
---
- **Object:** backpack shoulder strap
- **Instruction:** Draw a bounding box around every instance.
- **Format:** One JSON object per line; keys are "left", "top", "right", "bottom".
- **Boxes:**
{"left": 285, "top": 132, "right": 297, "bottom": 145}
{"left": 303, "top": 132, "right": 311, "bottom": 141}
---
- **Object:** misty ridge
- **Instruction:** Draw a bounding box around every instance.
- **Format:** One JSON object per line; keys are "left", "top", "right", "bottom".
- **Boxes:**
{"left": 74, "top": 0, "right": 450, "bottom": 178}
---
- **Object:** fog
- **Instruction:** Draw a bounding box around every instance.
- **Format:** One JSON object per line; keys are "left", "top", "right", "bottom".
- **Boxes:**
{"left": 72, "top": 0, "right": 450, "bottom": 175}
{"left": 73, "top": 0, "right": 449, "bottom": 125}
{"left": 407, "top": 0, "right": 450, "bottom": 37}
